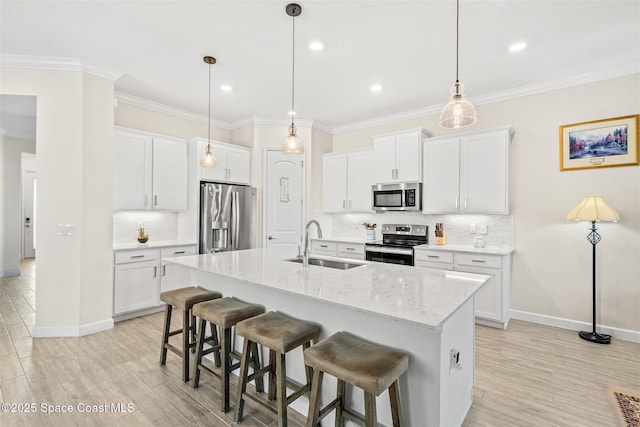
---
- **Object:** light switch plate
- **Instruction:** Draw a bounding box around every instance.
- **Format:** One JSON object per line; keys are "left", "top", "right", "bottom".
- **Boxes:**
{"left": 469, "top": 224, "right": 477, "bottom": 234}
{"left": 57, "top": 224, "right": 75, "bottom": 236}
{"left": 479, "top": 224, "right": 488, "bottom": 234}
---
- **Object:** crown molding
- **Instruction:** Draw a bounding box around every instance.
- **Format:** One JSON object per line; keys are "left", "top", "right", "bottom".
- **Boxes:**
{"left": 333, "top": 62, "right": 639, "bottom": 134}
{"left": 114, "top": 91, "right": 232, "bottom": 130}
{"left": 1, "top": 54, "right": 122, "bottom": 81}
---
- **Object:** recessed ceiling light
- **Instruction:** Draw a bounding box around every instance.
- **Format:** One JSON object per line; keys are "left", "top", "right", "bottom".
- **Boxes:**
{"left": 509, "top": 41, "right": 527, "bottom": 52}
{"left": 309, "top": 41, "right": 324, "bottom": 51}
{"left": 220, "top": 84, "right": 232, "bottom": 92}
{"left": 370, "top": 84, "right": 383, "bottom": 92}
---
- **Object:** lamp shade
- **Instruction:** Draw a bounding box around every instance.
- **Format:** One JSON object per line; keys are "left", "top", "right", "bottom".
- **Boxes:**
{"left": 566, "top": 196, "right": 620, "bottom": 222}
{"left": 282, "top": 124, "right": 304, "bottom": 154}
{"left": 439, "top": 82, "right": 477, "bottom": 129}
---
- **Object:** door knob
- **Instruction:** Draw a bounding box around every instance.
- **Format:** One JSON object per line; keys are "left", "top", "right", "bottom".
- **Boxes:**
{"left": 267, "top": 236, "right": 276, "bottom": 240}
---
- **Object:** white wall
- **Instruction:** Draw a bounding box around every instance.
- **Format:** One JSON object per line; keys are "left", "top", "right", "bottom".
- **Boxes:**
{"left": 332, "top": 73, "right": 640, "bottom": 335}
{"left": 0, "top": 67, "right": 115, "bottom": 336}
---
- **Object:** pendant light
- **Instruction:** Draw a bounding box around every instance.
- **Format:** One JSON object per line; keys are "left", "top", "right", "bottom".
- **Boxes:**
{"left": 200, "top": 56, "right": 218, "bottom": 167}
{"left": 439, "top": 0, "right": 476, "bottom": 129}
{"left": 282, "top": 3, "right": 304, "bottom": 154}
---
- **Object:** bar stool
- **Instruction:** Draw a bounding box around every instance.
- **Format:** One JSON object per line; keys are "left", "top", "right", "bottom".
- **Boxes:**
{"left": 192, "top": 297, "right": 266, "bottom": 412}
{"left": 234, "top": 311, "right": 321, "bottom": 427}
{"left": 304, "top": 331, "right": 409, "bottom": 427}
{"left": 159, "top": 286, "right": 222, "bottom": 382}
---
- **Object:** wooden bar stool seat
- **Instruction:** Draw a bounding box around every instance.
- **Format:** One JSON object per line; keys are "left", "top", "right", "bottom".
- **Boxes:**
{"left": 192, "top": 297, "right": 266, "bottom": 412}
{"left": 235, "top": 311, "right": 321, "bottom": 427}
{"left": 304, "top": 331, "right": 409, "bottom": 427}
{"left": 159, "top": 286, "right": 222, "bottom": 382}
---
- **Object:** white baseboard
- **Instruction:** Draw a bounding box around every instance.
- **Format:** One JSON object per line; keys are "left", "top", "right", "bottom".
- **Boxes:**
{"left": 32, "top": 318, "right": 114, "bottom": 338}
{"left": 0, "top": 269, "right": 21, "bottom": 278}
{"left": 510, "top": 309, "right": 640, "bottom": 343}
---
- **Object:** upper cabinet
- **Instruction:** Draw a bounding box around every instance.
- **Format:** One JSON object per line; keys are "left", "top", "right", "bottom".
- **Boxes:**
{"left": 114, "top": 129, "right": 188, "bottom": 211}
{"left": 195, "top": 138, "right": 251, "bottom": 185}
{"left": 373, "top": 128, "right": 431, "bottom": 183}
{"left": 322, "top": 150, "right": 374, "bottom": 213}
{"left": 422, "top": 126, "right": 513, "bottom": 214}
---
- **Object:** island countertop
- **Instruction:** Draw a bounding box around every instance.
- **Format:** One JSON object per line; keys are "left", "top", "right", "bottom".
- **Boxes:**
{"left": 164, "top": 247, "right": 489, "bottom": 330}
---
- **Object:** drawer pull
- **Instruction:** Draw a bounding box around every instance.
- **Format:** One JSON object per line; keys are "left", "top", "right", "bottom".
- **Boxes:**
{"left": 346, "top": 247, "right": 355, "bottom": 251}
{"left": 320, "top": 245, "right": 329, "bottom": 248}
{"left": 471, "top": 259, "right": 486, "bottom": 263}
{"left": 427, "top": 255, "right": 440, "bottom": 259}
{"left": 130, "top": 255, "right": 145, "bottom": 259}
{"left": 173, "top": 251, "right": 186, "bottom": 254}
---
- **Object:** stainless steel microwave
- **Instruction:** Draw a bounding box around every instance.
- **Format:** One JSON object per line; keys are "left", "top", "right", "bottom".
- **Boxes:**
{"left": 371, "top": 182, "right": 422, "bottom": 211}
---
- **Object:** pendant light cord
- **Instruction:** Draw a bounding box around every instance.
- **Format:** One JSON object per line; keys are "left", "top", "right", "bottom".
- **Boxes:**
{"left": 455, "top": 0, "right": 460, "bottom": 84}
{"left": 291, "top": 12, "right": 296, "bottom": 127}
{"left": 207, "top": 62, "right": 212, "bottom": 146}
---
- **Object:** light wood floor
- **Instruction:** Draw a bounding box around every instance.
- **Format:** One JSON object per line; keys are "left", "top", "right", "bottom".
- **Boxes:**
{"left": 1, "top": 259, "right": 639, "bottom": 426}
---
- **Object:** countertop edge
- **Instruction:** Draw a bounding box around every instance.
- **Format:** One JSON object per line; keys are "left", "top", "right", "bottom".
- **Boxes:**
{"left": 113, "top": 241, "right": 198, "bottom": 251}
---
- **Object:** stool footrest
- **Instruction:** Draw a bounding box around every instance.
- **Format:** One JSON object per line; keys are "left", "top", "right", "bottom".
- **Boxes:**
{"left": 316, "top": 397, "right": 341, "bottom": 423}
{"left": 168, "top": 328, "right": 184, "bottom": 337}
{"left": 285, "top": 383, "right": 310, "bottom": 405}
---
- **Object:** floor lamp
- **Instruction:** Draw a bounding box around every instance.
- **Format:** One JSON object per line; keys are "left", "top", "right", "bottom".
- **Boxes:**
{"left": 567, "top": 196, "right": 620, "bottom": 344}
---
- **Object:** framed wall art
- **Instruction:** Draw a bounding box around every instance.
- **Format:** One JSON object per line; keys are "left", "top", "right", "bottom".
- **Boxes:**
{"left": 559, "top": 114, "right": 639, "bottom": 171}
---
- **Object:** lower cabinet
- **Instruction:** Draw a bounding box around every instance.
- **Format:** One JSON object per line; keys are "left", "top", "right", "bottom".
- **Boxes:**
{"left": 310, "top": 240, "right": 365, "bottom": 260}
{"left": 113, "top": 244, "right": 197, "bottom": 319}
{"left": 414, "top": 249, "right": 511, "bottom": 329}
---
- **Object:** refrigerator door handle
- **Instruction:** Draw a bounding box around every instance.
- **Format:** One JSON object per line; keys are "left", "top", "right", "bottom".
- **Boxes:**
{"left": 231, "top": 191, "right": 240, "bottom": 250}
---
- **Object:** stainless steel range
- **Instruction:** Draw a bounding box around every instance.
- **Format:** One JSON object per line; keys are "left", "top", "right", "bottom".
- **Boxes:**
{"left": 365, "top": 224, "right": 428, "bottom": 266}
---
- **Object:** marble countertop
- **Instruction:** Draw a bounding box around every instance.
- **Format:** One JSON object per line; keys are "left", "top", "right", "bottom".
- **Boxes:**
{"left": 113, "top": 240, "right": 197, "bottom": 251}
{"left": 414, "top": 244, "right": 514, "bottom": 256}
{"left": 164, "top": 247, "right": 489, "bottom": 329}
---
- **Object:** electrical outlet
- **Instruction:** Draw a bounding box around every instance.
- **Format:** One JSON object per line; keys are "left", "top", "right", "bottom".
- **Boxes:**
{"left": 479, "top": 224, "right": 488, "bottom": 234}
{"left": 469, "top": 224, "right": 477, "bottom": 234}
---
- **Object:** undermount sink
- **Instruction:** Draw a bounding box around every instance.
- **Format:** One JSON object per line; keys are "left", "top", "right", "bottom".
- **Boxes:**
{"left": 285, "top": 257, "right": 365, "bottom": 270}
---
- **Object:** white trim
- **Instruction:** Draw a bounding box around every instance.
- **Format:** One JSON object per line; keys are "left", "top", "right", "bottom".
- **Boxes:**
{"left": 333, "top": 63, "right": 639, "bottom": 134}
{"left": 510, "top": 309, "right": 640, "bottom": 343}
{"left": 1, "top": 54, "right": 121, "bottom": 81}
{"left": 2, "top": 129, "right": 35, "bottom": 140}
{"left": 252, "top": 117, "right": 315, "bottom": 128}
{"left": 32, "top": 318, "right": 114, "bottom": 338}
{"left": 0, "top": 269, "right": 21, "bottom": 278}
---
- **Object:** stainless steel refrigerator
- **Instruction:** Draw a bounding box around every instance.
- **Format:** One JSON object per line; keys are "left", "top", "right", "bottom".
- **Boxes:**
{"left": 199, "top": 182, "right": 257, "bottom": 254}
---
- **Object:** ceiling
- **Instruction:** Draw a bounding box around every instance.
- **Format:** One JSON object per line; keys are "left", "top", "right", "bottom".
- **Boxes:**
{"left": 1, "top": 1, "right": 638, "bottom": 132}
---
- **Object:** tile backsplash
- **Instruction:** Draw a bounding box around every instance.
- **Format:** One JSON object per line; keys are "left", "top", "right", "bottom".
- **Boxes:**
{"left": 113, "top": 211, "right": 179, "bottom": 243}
{"left": 311, "top": 211, "right": 513, "bottom": 248}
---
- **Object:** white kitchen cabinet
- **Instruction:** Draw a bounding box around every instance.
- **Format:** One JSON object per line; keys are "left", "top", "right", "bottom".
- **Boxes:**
{"left": 113, "top": 244, "right": 197, "bottom": 319}
{"left": 113, "top": 249, "right": 159, "bottom": 316}
{"left": 373, "top": 128, "right": 430, "bottom": 183}
{"left": 310, "top": 239, "right": 365, "bottom": 260}
{"left": 113, "top": 128, "right": 188, "bottom": 211}
{"left": 322, "top": 150, "right": 374, "bottom": 212}
{"left": 422, "top": 126, "right": 513, "bottom": 214}
{"left": 160, "top": 245, "right": 198, "bottom": 292}
{"left": 196, "top": 138, "right": 251, "bottom": 184}
{"left": 414, "top": 248, "right": 511, "bottom": 329}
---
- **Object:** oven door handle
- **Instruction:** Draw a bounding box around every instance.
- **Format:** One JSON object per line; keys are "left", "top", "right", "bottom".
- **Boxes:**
{"left": 365, "top": 246, "right": 413, "bottom": 256}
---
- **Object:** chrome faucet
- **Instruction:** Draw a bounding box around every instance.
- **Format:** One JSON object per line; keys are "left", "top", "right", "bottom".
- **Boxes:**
{"left": 303, "top": 220, "right": 323, "bottom": 267}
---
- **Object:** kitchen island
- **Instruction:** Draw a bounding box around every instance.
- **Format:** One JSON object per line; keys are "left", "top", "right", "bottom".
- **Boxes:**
{"left": 165, "top": 247, "right": 489, "bottom": 426}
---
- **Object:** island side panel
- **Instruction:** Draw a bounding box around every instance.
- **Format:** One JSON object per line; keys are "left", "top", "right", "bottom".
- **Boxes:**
{"left": 440, "top": 296, "right": 475, "bottom": 426}
{"left": 191, "top": 268, "right": 474, "bottom": 426}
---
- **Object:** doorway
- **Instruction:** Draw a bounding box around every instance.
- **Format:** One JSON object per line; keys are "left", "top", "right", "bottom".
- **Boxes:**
{"left": 263, "top": 149, "right": 304, "bottom": 251}
{"left": 22, "top": 170, "right": 36, "bottom": 259}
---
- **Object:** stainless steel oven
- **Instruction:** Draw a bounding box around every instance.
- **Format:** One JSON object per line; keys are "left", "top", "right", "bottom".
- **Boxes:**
{"left": 371, "top": 182, "right": 421, "bottom": 211}
{"left": 365, "top": 224, "right": 428, "bottom": 266}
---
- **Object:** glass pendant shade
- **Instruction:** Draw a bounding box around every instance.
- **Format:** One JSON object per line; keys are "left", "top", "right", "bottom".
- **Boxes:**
{"left": 567, "top": 196, "right": 620, "bottom": 222}
{"left": 200, "top": 143, "right": 218, "bottom": 168}
{"left": 439, "top": 82, "right": 477, "bottom": 128}
{"left": 282, "top": 124, "right": 304, "bottom": 154}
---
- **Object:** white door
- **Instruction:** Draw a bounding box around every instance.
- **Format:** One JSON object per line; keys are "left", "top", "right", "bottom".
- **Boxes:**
{"left": 373, "top": 136, "right": 397, "bottom": 183}
{"left": 264, "top": 150, "right": 304, "bottom": 251}
{"left": 322, "top": 153, "right": 347, "bottom": 212}
{"left": 23, "top": 171, "right": 36, "bottom": 259}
